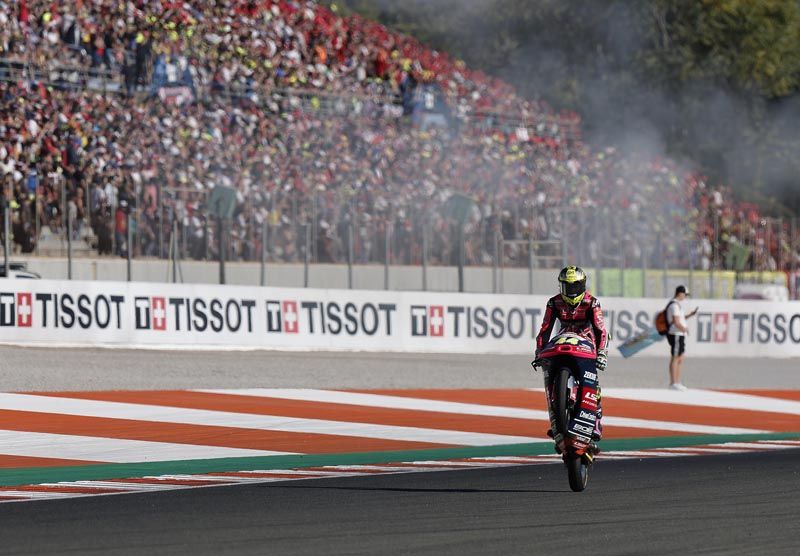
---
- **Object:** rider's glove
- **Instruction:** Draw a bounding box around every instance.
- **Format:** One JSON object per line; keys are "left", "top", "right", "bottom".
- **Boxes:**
{"left": 531, "top": 349, "right": 542, "bottom": 370}
{"left": 596, "top": 349, "right": 608, "bottom": 371}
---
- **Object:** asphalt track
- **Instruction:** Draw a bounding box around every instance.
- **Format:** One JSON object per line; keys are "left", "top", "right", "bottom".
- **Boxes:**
{"left": 0, "top": 449, "right": 796, "bottom": 555}
{"left": 1, "top": 345, "right": 799, "bottom": 390}
{"left": 1, "top": 347, "right": 798, "bottom": 555}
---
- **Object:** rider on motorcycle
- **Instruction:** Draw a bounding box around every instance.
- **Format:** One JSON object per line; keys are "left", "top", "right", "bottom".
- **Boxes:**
{"left": 535, "top": 265, "right": 608, "bottom": 443}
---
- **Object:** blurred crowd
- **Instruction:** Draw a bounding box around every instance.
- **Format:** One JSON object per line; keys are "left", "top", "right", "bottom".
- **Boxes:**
{"left": 1, "top": 0, "right": 797, "bottom": 274}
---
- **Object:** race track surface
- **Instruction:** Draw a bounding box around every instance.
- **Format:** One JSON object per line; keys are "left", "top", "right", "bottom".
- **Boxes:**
{"left": 1, "top": 347, "right": 797, "bottom": 554}
{"left": 0, "top": 449, "right": 797, "bottom": 556}
{"left": 1, "top": 346, "right": 799, "bottom": 391}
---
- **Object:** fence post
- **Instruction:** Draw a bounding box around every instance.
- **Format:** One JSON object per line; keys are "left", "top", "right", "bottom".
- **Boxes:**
{"left": 777, "top": 218, "right": 783, "bottom": 273}
{"left": 172, "top": 219, "right": 178, "bottom": 284}
{"left": 792, "top": 216, "right": 798, "bottom": 299}
{"left": 618, "top": 220, "right": 624, "bottom": 297}
{"left": 304, "top": 223, "right": 311, "bottom": 288}
{"left": 67, "top": 208, "right": 73, "bottom": 280}
{"left": 34, "top": 187, "right": 40, "bottom": 256}
{"left": 688, "top": 239, "right": 694, "bottom": 299}
{"left": 203, "top": 215, "right": 209, "bottom": 261}
{"left": 218, "top": 216, "right": 226, "bottom": 285}
{"left": 499, "top": 238, "right": 505, "bottom": 294}
{"left": 2, "top": 199, "right": 9, "bottom": 275}
{"left": 384, "top": 221, "right": 391, "bottom": 290}
{"left": 158, "top": 186, "right": 164, "bottom": 259}
{"left": 422, "top": 220, "right": 428, "bottom": 291}
{"left": 260, "top": 220, "right": 267, "bottom": 287}
{"left": 457, "top": 222, "right": 465, "bottom": 293}
{"left": 126, "top": 211, "right": 132, "bottom": 282}
{"left": 528, "top": 237, "right": 534, "bottom": 295}
{"left": 710, "top": 214, "right": 718, "bottom": 298}
{"left": 347, "top": 219, "right": 354, "bottom": 289}
{"left": 492, "top": 229, "right": 499, "bottom": 294}
{"left": 312, "top": 193, "right": 319, "bottom": 263}
{"left": 641, "top": 243, "right": 647, "bottom": 298}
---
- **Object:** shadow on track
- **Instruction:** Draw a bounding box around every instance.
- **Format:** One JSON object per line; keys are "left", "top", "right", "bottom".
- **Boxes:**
{"left": 264, "top": 484, "right": 564, "bottom": 494}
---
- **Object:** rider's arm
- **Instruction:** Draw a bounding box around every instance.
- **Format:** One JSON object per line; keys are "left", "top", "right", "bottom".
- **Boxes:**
{"left": 536, "top": 299, "right": 556, "bottom": 351}
{"left": 590, "top": 298, "right": 608, "bottom": 352}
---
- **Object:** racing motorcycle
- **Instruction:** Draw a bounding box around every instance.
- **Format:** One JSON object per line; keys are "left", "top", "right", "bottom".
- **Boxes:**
{"left": 532, "top": 331, "right": 602, "bottom": 492}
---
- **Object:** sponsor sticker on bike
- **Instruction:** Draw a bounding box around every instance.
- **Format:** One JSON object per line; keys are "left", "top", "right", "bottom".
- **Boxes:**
{"left": 578, "top": 409, "right": 597, "bottom": 422}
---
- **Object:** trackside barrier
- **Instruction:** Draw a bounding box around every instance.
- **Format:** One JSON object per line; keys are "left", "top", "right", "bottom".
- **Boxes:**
{"left": 0, "top": 280, "right": 799, "bottom": 358}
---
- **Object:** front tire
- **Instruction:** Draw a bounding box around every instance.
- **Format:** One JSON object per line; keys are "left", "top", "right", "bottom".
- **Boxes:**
{"left": 553, "top": 367, "right": 591, "bottom": 492}
{"left": 552, "top": 367, "right": 572, "bottom": 438}
{"left": 567, "top": 453, "right": 590, "bottom": 492}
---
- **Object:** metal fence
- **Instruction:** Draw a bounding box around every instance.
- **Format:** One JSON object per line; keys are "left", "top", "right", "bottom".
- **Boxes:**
{"left": 4, "top": 184, "right": 797, "bottom": 298}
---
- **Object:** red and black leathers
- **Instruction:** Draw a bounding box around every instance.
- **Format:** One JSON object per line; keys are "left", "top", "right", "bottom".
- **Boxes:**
{"left": 536, "top": 293, "right": 608, "bottom": 354}
{"left": 536, "top": 292, "right": 608, "bottom": 442}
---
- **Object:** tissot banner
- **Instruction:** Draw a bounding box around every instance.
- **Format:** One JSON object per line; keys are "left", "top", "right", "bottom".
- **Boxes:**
{"left": 1, "top": 280, "right": 799, "bottom": 357}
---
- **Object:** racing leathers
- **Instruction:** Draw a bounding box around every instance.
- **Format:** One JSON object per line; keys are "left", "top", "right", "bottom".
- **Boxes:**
{"left": 536, "top": 292, "right": 608, "bottom": 440}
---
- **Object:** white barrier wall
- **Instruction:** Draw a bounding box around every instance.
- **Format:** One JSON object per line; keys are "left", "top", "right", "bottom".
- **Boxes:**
{"left": 1, "top": 280, "right": 799, "bottom": 357}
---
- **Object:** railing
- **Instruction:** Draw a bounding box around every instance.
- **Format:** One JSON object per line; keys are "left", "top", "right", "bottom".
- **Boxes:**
{"left": 4, "top": 183, "right": 797, "bottom": 298}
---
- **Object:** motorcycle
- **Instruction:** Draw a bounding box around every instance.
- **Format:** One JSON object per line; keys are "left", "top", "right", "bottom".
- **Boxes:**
{"left": 532, "top": 331, "right": 601, "bottom": 492}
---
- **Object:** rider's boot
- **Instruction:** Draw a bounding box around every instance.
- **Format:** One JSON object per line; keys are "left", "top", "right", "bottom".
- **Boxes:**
{"left": 591, "top": 389, "right": 603, "bottom": 442}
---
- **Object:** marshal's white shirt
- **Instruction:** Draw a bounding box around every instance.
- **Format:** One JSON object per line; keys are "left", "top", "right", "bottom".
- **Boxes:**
{"left": 666, "top": 298, "right": 687, "bottom": 336}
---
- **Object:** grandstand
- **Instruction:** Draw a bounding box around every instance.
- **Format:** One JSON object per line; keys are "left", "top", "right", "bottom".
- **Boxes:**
{"left": 1, "top": 0, "right": 798, "bottom": 293}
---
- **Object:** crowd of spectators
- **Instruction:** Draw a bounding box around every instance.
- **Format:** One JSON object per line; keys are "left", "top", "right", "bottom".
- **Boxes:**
{"left": 1, "top": 0, "right": 797, "bottom": 275}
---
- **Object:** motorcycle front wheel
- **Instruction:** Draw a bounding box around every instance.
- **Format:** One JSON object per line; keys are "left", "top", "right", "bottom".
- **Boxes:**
{"left": 553, "top": 367, "right": 591, "bottom": 492}
{"left": 566, "top": 453, "right": 590, "bottom": 492}
{"left": 552, "top": 367, "right": 572, "bottom": 438}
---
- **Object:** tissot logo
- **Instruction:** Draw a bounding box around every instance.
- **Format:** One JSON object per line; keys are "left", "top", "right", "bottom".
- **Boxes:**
{"left": 152, "top": 297, "right": 167, "bottom": 330}
{"left": 0, "top": 292, "right": 15, "bottom": 326}
{"left": 697, "top": 312, "right": 729, "bottom": 343}
{"left": 411, "top": 305, "right": 444, "bottom": 337}
{"left": 135, "top": 296, "right": 167, "bottom": 331}
{"left": 266, "top": 300, "right": 299, "bottom": 334}
{"left": 16, "top": 293, "right": 32, "bottom": 327}
{"left": 429, "top": 305, "right": 444, "bottom": 337}
{"left": 0, "top": 292, "right": 35, "bottom": 327}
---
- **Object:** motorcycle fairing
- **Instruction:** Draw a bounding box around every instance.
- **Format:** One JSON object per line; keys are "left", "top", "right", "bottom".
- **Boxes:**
{"left": 566, "top": 362, "right": 600, "bottom": 450}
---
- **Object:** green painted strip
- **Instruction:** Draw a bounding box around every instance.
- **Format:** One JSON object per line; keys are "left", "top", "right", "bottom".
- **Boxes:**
{"left": 0, "top": 432, "right": 797, "bottom": 488}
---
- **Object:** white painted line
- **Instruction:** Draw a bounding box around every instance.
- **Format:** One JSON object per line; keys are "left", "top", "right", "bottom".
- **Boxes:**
{"left": 195, "top": 388, "right": 767, "bottom": 436}
{"left": 656, "top": 447, "right": 744, "bottom": 454}
{"left": 239, "top": 469, "right": 371, "bottom": 477}
{"left": 754, "top": 440, "right": 800, "bottom": 446}
{"left": 199, "top": 475, "right": 296, "bottom": 483}
{"left": 0, "top": 393, "right": 538, "bottom": 447}
{"left": 142, "top": 475, "right": 241, "bottom": 483}
{"left": 42, "top": 481, "right": 183, "bottom": 491}
{"left": 313, "top": 465, "right": 418, "bottom": 472}
{"left": 196, "top": 388, "right": 544, "bottom": 419}
{"left": 407, "top": 460, "right": 519, "bottom": 467}
{"left": 466, "top": 456, "right": 553, "bottom": 462}
{"left": 600, "top": 450, "right": 684, "bottom": 457}
{"left": 0, "top": 430, "right": 289, "bottom": 463}
{"left": 0, "top": 490, "right": 81, "bottom": 499}
{"left": 595, "top": 388, "right": 800, "bottom": 416}
{"left": 707, "top": 442, "right": 794, "bottom": 450}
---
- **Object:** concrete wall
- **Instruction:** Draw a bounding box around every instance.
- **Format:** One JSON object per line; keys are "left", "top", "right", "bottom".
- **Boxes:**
{"left": 13, "top": 255, "right": 742, "bottom": 298}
